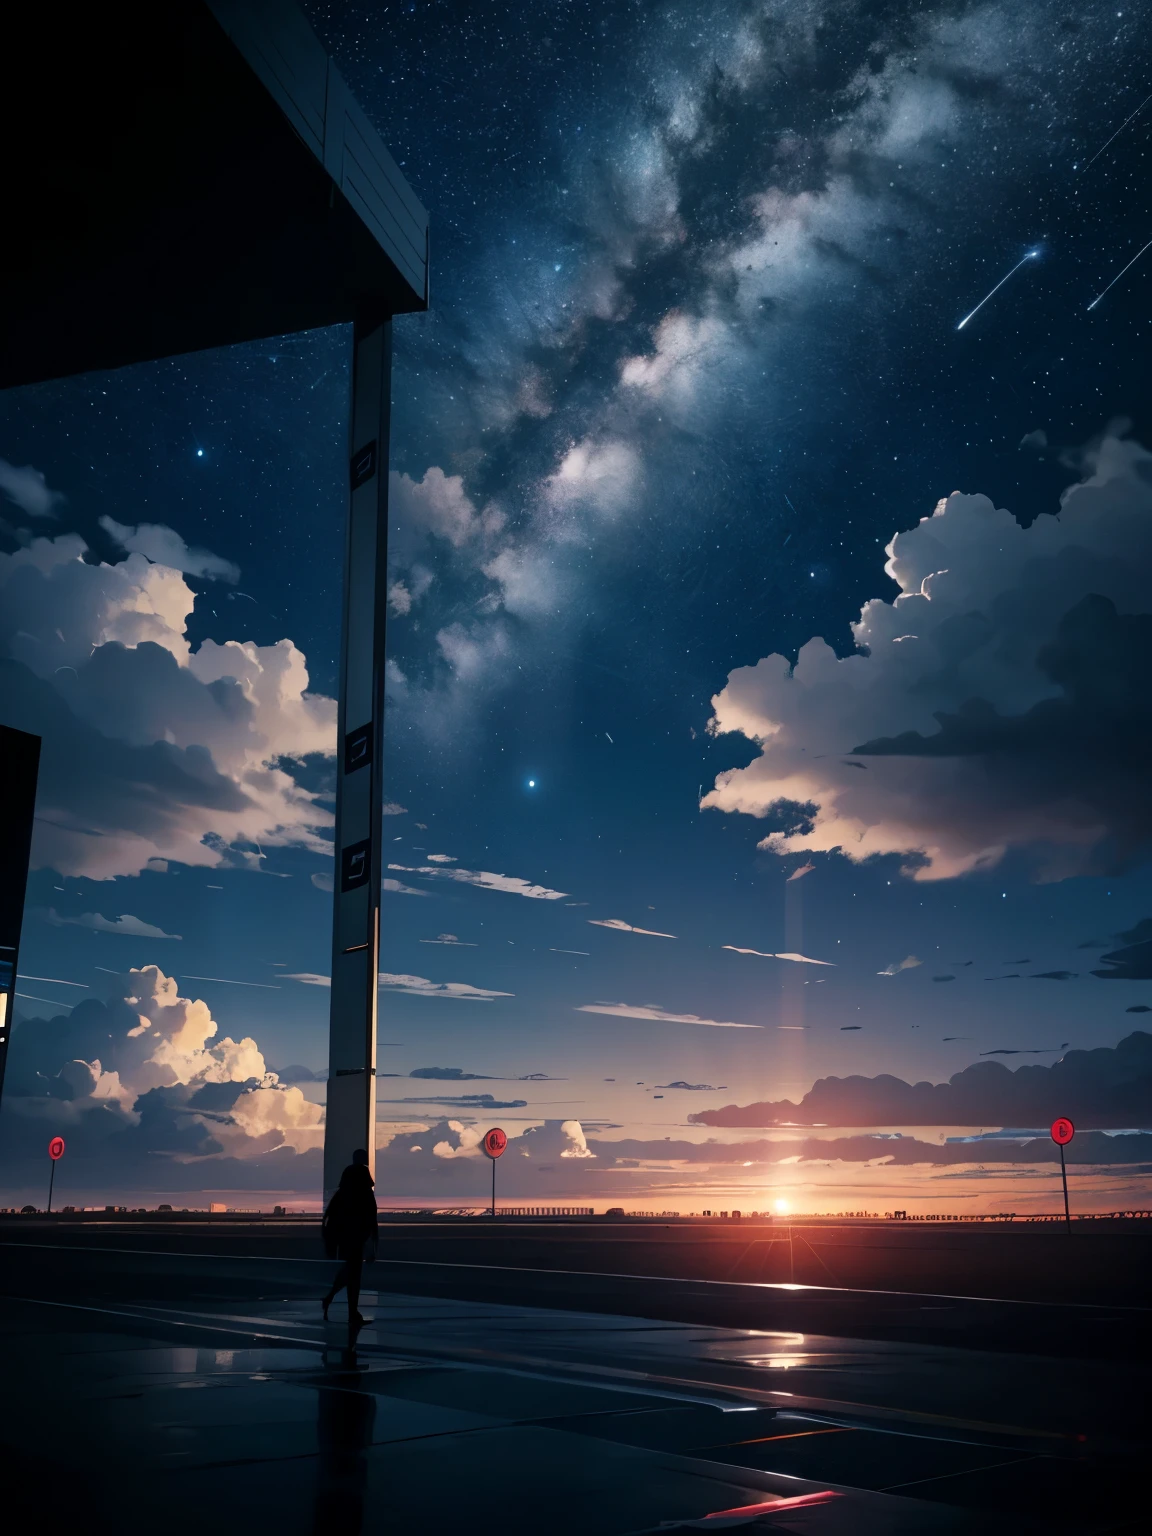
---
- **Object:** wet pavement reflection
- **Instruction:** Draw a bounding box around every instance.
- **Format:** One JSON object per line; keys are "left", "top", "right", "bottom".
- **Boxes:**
{"left": 0, "top": 1238, "right": 1144, "bottom": 1534}
{"left": 312, "top": 1344, "right": 376, "bottom": 1535}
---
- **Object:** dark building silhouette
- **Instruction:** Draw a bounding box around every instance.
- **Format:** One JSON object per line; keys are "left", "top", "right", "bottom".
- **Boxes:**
{"left": 0, "top": 2, "right": 430, "bottom": 1189}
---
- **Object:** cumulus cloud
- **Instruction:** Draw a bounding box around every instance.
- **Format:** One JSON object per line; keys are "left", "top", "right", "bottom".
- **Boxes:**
{"left": 41, "top": 909, "right": 182, "bottom": 940}
{"left": 481, "top": 547, "right": 560, "bottom": 618}
{"left": 619, "top": 310, "right": 728, "bottom": 406}
{"left": 575, "top": 1001, "right": 760, "bottom": 1028}
{"left": 5, "top": 965, "right": 322, "bottom": 1155}
{"left": 544, "top": 438, "right": 642, "bottom": 524}
{"left": 99, "top": 517, "right": 240, "bottom": 582}
{"left": 388, "top": 863, "right": 567, "bottom": 899}
{"left": 560, "top": 1119, "right": 595, "bottom": 1158}
{"left": 387, "top": 582, "right": 413, "bottom": 615}
{"left": 431, "top": 1120, "right": 487, "bottom": 1159}
{"left": 378, "top": 972, "right": 513, "bottom": 1002}
{"left": 704, "top": 434, "right": 1152, "bottom": 882}
{"left": 0, "top": 456, "right": 64, "bottom": 517}
{"left": 689, "top": 1031, "right": 1152, "bottom": 1129}
{"left": 390, "top": 466, "right": 486, "bottom": 550}
{"left": 589, "top": 918, "right": 676, "bottom": 938}
{"left": 0, "top": 531, "right": 336, "bottom": 879}
{"left": 434, "top": 620, "right": 514, "bottom": 687}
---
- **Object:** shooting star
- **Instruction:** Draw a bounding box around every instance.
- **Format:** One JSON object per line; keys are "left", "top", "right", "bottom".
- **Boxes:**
{"left": 1079, "top": 90, "right": 1152, "bottom": 171}
{"left": 1087, "top": 236, "right": 1152, "bottom": 311}
{"left": 957, "top": 248, "right": 1041, "bottom": 330}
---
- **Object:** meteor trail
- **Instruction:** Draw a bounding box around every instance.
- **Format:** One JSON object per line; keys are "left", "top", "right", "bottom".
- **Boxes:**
{"left": 956, "top": 249, "right": 1041, "bottom": 330}
{"left": 1080, "top": 90, "right": 1152, "bottom": 171}
{"left": 1087, "top": 235, "right": 1152, "bottom": 311}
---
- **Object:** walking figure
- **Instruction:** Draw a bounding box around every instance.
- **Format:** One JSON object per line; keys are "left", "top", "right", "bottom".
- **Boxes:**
{"left": 321, "top": 1148, "right": 379, "bottom": 1331}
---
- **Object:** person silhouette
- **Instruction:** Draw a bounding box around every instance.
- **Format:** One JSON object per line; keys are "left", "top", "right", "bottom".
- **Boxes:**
{"left": 321, "top": 1149, "right": 379, "bottom": 1331}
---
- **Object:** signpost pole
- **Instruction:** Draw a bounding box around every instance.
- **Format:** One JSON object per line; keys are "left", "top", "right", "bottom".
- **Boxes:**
{"left": 46, "top": 1134, "right": 65, "bottom": 1214}
{"left": 1059, "top": 1142, "right": 1070, "bottom": 1232}
{"left": 482, "top": 1127, "right": 506, "bottom": 1219}
{"left": 1050, "top": 1118, "right": 1074, "bottom": 1232}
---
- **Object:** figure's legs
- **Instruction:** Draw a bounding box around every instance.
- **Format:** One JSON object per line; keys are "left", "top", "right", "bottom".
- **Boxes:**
{"left": 323, "top": 1261, "right": 349, "bottom": 1316}
{"left": 347, "top": 1253, "right": 364, "bottom": 1325}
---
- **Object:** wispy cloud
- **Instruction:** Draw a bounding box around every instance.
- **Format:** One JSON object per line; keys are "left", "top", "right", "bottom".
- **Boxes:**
{"left": 181, "top": 973, "right": 280, "bottom": 989}
{"left": 379, "top": 972, "right": 514, "bottom": 1002}
{"left": 878, "top": 955, "right": 921, "bottom": 976}
{"left": 588, "top": 918, "right": 676, "bottom": 938}
{"left": 284, "top": 972, "right": 331, "bottom": 987}
{"left": 100, "top": 516, "right": 239, "bottom": 582}
{"left": 383, "top": 877, "right": 432, "bottom": 896}
{"left": 409, "top": 1066, "right": 496, "bottom": 1080}
{"left": 575, "top": 1001, "right": 760, "bottom": 1028}
{"left": 381, "top": 1093, "right": 529, "bottom": 1109}
{"left": 388, "top": 864, "right": 567, "bottom": 900}
{"left": 408, "top": 1066, "right": 563, "bottom": 1081}
{"left": 0, "top": 456, "right": 64, "bottom": 517}
{"left": 42, "top": 909, "right": 181, "bottom": 940}
{"left": 17, "top": 974, "right": 89, "bottom": 988}
{"left": 420, "top": 933, "right": 476, "bottom": 946}
{"left": 722, "top": 946, "right": 834, "bottom": 965}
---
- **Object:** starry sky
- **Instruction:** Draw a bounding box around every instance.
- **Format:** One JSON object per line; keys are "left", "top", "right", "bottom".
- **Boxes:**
{"left": 2, "top": 0, "right": 1152, "bottom": 1212}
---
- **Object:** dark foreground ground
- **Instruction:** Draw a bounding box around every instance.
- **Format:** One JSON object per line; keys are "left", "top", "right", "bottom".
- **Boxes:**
{"left": 0, "top": 1216, "right": 1147, "bottom": 1533}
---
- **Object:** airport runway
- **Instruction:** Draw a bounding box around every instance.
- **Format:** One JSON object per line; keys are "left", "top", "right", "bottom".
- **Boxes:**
{"left": 0, "top": 1225, "right": 1145, "bottom": 1533}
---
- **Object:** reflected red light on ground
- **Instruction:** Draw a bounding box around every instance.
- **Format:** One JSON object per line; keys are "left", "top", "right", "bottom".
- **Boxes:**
{"left": 702, "top": 1490, "right": 841, "bottom": 1520}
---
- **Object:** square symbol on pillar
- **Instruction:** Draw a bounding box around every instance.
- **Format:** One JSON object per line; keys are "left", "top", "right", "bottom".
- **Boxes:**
{"left": 350, "top": 439, "right": 377, "bottom": 491}
{"left": 344, "top": 724, "right": 373, "bottom": 773}
{"left": 341, "top": 839, "right": 372, "bottom": 892}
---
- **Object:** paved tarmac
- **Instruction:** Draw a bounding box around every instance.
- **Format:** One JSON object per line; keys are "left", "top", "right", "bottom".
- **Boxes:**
{"left": 0, "top": 1230, "right": 1145, "bottom": 1533}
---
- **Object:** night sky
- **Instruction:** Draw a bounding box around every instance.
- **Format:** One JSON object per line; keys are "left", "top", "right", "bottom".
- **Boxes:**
{"left": 2, "top": 0, "right": 1151, "bottom": 1212}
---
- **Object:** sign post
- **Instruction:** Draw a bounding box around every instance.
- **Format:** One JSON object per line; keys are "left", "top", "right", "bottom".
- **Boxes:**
{"left": 482, "top": 1127, "right": 507, "bottom": 1217}
{"left": 1050, "top": 1118, "right": 1074, "bottom": 1231}
{"left": 47, "top": 1134, "right": 65, "bottom": 1214}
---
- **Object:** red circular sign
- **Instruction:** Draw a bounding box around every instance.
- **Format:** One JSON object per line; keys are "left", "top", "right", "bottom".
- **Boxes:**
{"left": 48, "top": 1136, "right": 66, "bottom": 1161}
{"left": 1050, "top": 1117, "right": 1074, "bottom": 1146}
{"left": 482, "top": 1127, "right": 507, "bottom": 1159}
